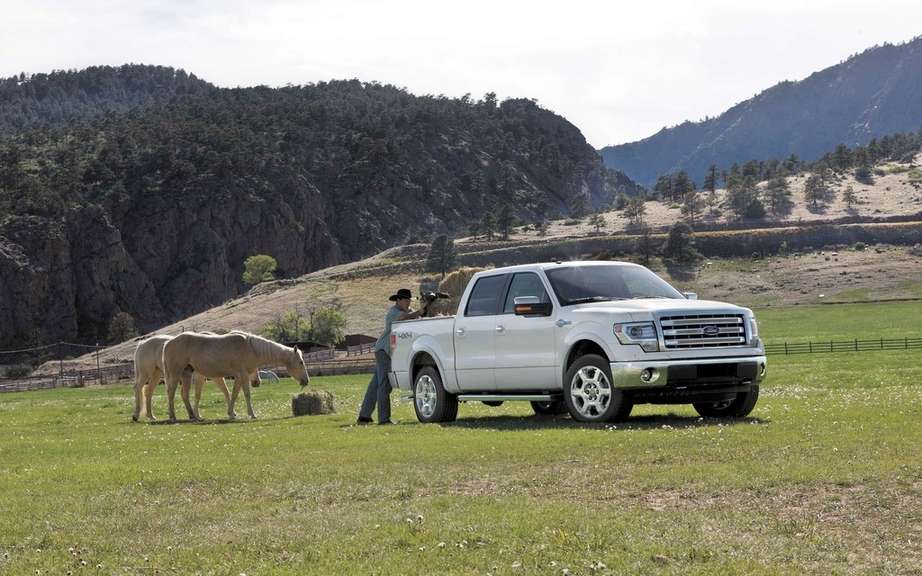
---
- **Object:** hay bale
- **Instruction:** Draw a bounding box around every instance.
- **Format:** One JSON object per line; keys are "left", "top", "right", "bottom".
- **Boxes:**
{"left": 423, "top": 267, "right": 488, "bottom": 316}
{"left": 291, "top": 390, "right": 335, "bottom": 416}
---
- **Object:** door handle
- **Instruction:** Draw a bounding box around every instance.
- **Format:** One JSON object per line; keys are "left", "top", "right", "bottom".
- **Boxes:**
{"left": 456, "top": 328, "right": 465, "bottom": 336}
{"left": 555, "top": 319, "right": 571, "bottom": 327}
{"left": 495, "top": 325, "right": 505, "bottom": 333}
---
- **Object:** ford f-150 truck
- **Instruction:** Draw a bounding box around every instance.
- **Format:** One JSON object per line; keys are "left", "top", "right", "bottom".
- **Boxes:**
{"left": 389, "top": 261, "right": 766, "bottom": 423}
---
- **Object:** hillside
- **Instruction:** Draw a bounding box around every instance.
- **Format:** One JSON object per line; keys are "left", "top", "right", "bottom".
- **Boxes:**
{"left": 54, "top": 152, "right": 922, "bottom": 372}
{"left": 0, "top": 65, "right": 214, "bottom": 133}
{"left": 0, "top": 67, "right": 642, "bottom": 348}
{"left": 600, "top": 37, "right": 922, "bottom": 186}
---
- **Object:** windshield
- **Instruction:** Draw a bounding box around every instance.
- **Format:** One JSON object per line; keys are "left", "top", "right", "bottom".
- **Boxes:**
{"left": 545, "top": 264, "right": 684, "bottom": 306}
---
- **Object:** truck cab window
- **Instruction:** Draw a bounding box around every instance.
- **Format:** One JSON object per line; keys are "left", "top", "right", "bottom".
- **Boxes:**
{"left": 503, "top": 273, "right": 550, "bottom": 314}
{"left": 465, "top": 275, "right": 506, "bottom": 317}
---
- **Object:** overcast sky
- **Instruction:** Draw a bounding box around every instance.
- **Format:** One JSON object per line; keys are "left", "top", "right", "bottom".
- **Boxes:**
{"left": 2, "top": 0, "right": 920, "bottom": 147}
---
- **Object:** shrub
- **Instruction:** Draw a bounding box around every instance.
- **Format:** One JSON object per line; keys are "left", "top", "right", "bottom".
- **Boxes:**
{"left": 854, "top": 242, "right": 866, "bottom": 251}
{"left": 108, "top": 311, "right": 138, "bottom": 344}
{"left": 243, "top": 254, "right": 278, "bottom": 285}
{"left": 3, "top": 365, "right": 31, "bottom": 378}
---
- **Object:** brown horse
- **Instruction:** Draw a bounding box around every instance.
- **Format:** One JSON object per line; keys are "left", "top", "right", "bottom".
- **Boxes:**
{"left": 162, "top": 331, "right": 310, "bottom": 420}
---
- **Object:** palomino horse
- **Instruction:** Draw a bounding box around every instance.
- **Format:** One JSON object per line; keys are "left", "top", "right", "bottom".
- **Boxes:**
{"left": 132, "top": 334, "right": 232, "bottom": 421}
{"left": 162, "top": 331, "right": 310, "bottom": 420}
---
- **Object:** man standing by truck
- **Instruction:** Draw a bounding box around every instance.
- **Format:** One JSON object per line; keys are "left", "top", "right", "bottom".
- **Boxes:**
{"left": 357, "top": 288, "right": 430, "bottom": 425}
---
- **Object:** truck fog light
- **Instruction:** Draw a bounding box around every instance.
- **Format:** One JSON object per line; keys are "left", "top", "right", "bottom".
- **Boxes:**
{"left": 759, "top": 363, "right": 766, "bottom": 377}
{"left": 641, "top": 368, "right": 653, "bottom": 383}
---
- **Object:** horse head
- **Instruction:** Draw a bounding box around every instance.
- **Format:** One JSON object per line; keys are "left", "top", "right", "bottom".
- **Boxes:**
{"left": 289, "top": 347, "right": 311, "bottom": 387}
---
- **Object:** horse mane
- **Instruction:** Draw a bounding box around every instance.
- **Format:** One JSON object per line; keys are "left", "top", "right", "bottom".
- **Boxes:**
{"left": 237, "top": 331, "right": 294, "bottom": 364}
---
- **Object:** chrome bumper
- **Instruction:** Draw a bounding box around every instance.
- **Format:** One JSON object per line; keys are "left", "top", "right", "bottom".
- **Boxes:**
{"left": 610, "top": 355, "right": 767, "bottom": 389}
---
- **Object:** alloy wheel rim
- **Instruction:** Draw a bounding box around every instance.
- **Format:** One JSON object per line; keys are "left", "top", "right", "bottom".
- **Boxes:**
{"left": 569, "top": 366, "right": 612, "bottom": 418}
{"left": 415, "top": 375, "right": 437, "bottom": 418}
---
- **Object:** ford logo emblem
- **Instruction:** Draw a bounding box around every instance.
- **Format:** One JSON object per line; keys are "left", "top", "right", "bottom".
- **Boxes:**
{"left": 702, "top": 325, "right": 720, "bottom": 336}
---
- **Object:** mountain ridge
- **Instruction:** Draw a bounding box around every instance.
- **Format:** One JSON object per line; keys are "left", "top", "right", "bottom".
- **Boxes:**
{"left": 600, "top": 36, "right": 922, "bottom": 186}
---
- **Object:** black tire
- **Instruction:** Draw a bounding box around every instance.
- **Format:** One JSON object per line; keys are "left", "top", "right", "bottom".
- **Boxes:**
{"left": 413, "top": 366, "right": 458, "bottom": 423}
{"left": 693, "top": 385, "right": 759, "bottom": 418}
{"left": 563, "top": 354, "right": 632, "bottom": 423}
{"left": 481, "top": 400, "right": 504, "bottom": 407}
{"left": 530, "top": 399, "right": 567, "bottom": 416}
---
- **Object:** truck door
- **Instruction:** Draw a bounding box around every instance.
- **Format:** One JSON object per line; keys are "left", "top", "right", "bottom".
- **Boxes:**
{"left": 494, "top": 272, "right": 557, "bottom": 390}
{"left": 453, "top": 274, "right": 506, "bottom": 391}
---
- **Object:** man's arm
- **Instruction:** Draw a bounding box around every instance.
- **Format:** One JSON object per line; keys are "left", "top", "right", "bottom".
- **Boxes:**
{"left": 397, "top": 301, "right": 430, "bottom": 321}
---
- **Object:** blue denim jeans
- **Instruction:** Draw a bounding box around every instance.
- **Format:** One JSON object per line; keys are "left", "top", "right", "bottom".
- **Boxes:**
{"left": 358, "top": 350, "right": 392, "bottom": 423}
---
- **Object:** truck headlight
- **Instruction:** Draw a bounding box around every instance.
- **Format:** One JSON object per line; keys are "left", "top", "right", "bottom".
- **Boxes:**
{"left": 614, "top": 322, "right": 659, "bottom": 352}
{"left": 748, "top": 313, "right": 760, "bottom": 347}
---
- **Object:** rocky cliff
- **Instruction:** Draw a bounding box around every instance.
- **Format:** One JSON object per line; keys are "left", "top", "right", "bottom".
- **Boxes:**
{"left": 0, "top": 72, "right": 641, "bottom": 347}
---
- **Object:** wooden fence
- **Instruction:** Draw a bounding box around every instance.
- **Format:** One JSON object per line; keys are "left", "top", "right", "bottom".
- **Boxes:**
{"left": 764, "top": 337, "right": 922, "bottom": 355}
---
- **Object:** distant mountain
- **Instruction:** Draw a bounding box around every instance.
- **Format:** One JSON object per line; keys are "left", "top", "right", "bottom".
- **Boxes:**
{"left": 0, "top": 64, "right": 214, "bottom": 134}
{"left": 0, "top": 69, "right": 642, "bottom": 347}
{"left": 600, "top": 37, "right": 922, "bottom": 187}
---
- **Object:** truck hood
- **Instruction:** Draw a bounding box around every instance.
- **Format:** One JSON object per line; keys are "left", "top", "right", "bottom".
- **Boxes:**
{"left": 568, "top": 298, "right": 750, "bottom": 320}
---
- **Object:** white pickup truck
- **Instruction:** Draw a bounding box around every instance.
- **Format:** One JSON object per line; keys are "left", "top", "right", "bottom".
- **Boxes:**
{"left": 389, "top": 261, "right": 766, "bottom": 423}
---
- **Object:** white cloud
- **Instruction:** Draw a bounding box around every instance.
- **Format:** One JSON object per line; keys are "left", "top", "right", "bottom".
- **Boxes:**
{"left": 1, "top": 0, "right": 920, "bottom": 147}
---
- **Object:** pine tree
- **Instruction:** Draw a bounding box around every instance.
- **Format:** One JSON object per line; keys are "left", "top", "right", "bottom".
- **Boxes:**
{"left": 765, "top": 176, "right": 793, "bottom": 215}
{"left": 624, "top": 197, "right": 647, "bottom": 227}
{"left": 680, "top": 190, "right": 702, "bottom": 225}
{"left": 588, "top": 212, "right": 606, "bottom": 232}
{"left": 481, "top": 212, "right": 496, "bottom": 240}
{"left": 804, "top": 174, "right": 833, "bottom": 208}
{"left": 426, "top": 234, "right": 457, "bottom": 277}
{"left": 843, "top": 184, "right": 858, "bottom": 209}
{"left": 569, "top": 194, "right": 589, "bottom": 218}
{"left": 637, "top": 225, "right": 655, "bottom": 267}
{"left": 663, "top": 222, "right": 702, "bottom": 266}
{"left": 496, "top": 202, "right": 515, "bottom": 240}
{"left": 703, "top": 164, "right": 718, "bottom": 194}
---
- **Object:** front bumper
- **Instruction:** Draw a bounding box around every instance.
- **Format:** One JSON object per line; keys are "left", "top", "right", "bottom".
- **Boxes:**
{"left": 610, "top": 355, "right": 766, "bottom": 389}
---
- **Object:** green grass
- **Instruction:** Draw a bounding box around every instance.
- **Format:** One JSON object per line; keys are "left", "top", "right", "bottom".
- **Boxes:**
{"left": 3, "top": 302, "right": 922, "bottom": 574}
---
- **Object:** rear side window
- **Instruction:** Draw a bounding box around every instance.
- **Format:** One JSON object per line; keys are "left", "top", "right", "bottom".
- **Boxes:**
{"left": 503, "top": 273, "right": 550, "bottom": 313}
{"left": 465, "top": 275, "right": 506, "bottom": 317}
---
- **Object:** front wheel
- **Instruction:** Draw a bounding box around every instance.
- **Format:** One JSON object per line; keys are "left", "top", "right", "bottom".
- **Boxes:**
{"left": 693, "top": 385, "right": 759, "bottom": 418}
{"left": 413, "top": 367, "right": 458, "bottom": 423}
{"left": 563, "top": 355, "right": 632, "bottom": 423}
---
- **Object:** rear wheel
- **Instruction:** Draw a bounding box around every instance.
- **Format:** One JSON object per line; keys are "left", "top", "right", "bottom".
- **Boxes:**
{"left": 413, "top": 366, "right": 458, "bottom": 423}
{"left": 530, "top": 399, "right": 567, "bottom": 416}
{"left": 563, "top": 355, "right": 632, "bottom": 423}
{"left": 693, "top": 385, "right": 759, "bottom": 418}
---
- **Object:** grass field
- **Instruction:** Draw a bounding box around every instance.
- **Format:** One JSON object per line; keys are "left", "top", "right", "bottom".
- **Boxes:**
{"left": 2, "top": 302, "right": 922, "bottom": 575}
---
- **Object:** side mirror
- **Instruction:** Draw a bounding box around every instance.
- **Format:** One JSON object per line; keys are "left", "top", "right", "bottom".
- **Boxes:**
{"left": 513, "top": 296, "right": 552, "bottom": 316}
{"left": 683, "top": 292, "right": 698, "bottom": 300}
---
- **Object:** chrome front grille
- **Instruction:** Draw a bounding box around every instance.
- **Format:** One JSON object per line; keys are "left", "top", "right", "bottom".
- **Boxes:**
{"left": 659, "top": 313, "right": 746, "bottom": 349}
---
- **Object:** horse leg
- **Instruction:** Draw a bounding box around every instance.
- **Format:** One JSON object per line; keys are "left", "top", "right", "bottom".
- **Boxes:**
{"left": 228, "top": 377, "right": 242, "bottom": 420}
{"left": 191, "top": 372, "right": 205, "bottom": 420}
{"left": 145, "top": 368, "right": 161, "bottom": 420}
{"left": 180, "top": 369, "right": 196, "bottom": 420}
{"left": 241, "top": 371, "right": 257, "bottom": 419}
{"left": 132, "top": 371, "right": 145, "bottom": 422}
{"left": 216, "top": 377, "right": 232, "bottom": 419}
{"left": 166, "top": 375, "right": 178, "bottom": 422}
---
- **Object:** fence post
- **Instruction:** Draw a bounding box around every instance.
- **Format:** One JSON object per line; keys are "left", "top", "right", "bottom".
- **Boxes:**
{"left": 854, "top": 338, "right": 858, "bottom": 352}
{"left": 58, "top": 341, "right": 64, "bottom": 386}
{"left": 829, "top": 340, "right": 833, "bottom": 353}
{"left": 880, "top": 337, "right": 883, "bottom": 350}
{"left": 96, "top": 343, "right": 101, "bottom": 385}
{"left": 784, "top": 342, "right": 788, "bottom": 355}
{"left": 809, "top": 342, "right": 812, "bottom": 353}
{"left": 906, "top": 336, "right": 909, "bottom": 350}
